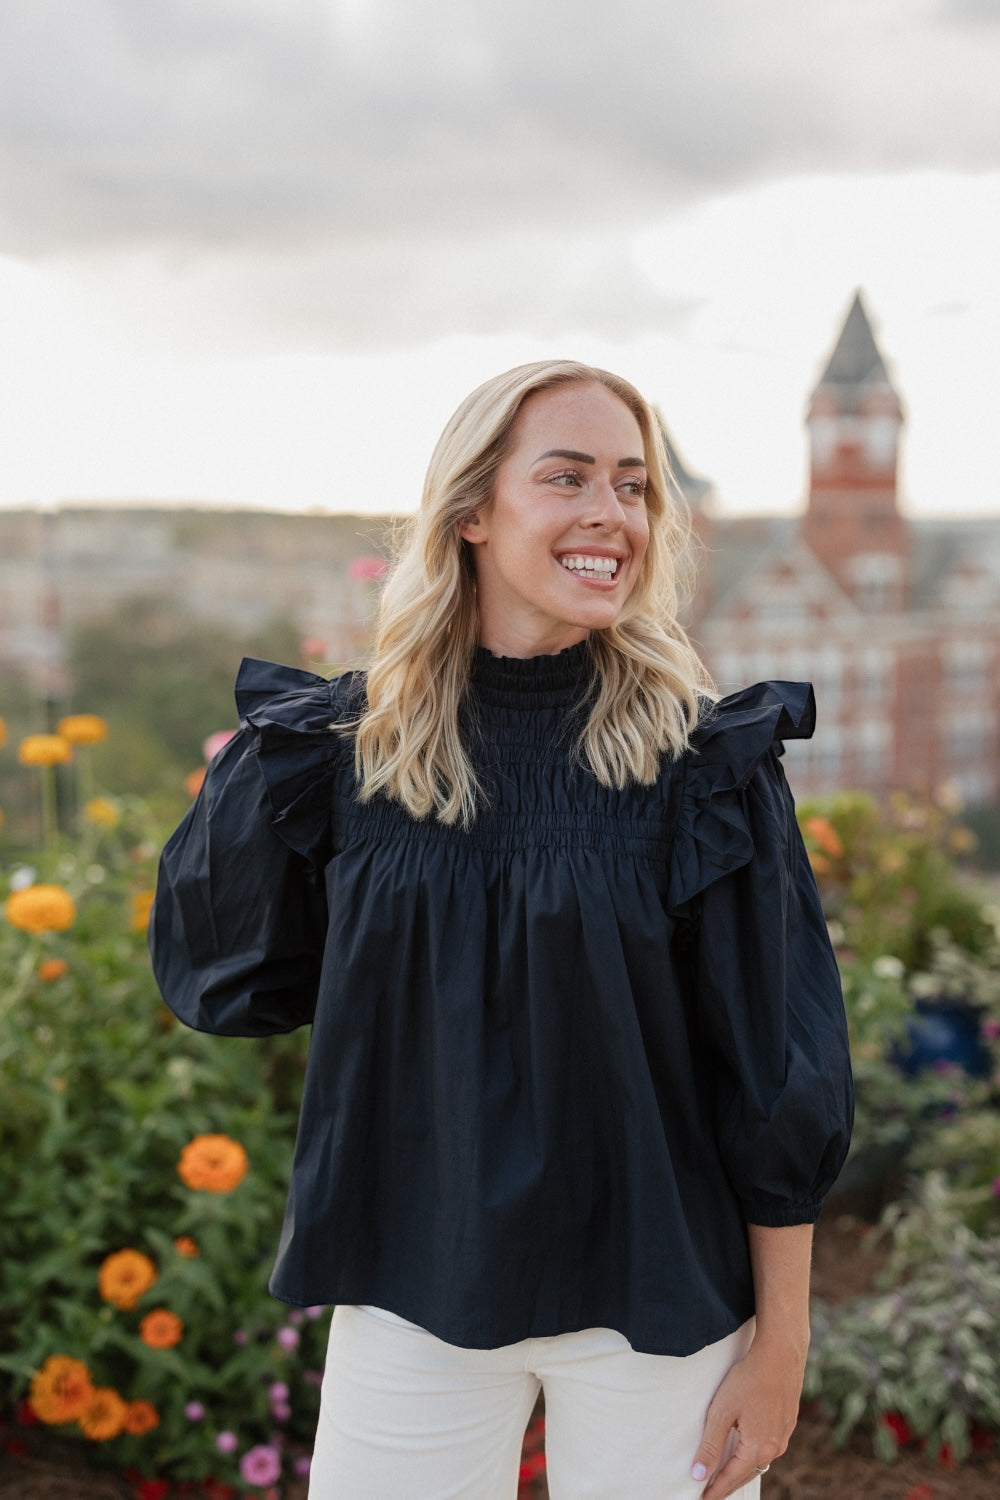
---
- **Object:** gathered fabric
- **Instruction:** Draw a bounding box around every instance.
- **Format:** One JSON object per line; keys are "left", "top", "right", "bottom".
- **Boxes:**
{"left": 150, "top": 643, "right": 853, "bottom": 1358}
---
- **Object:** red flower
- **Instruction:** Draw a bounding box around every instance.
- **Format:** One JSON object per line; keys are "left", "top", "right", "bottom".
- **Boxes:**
{"left": 203, "top": 1482, "right": 239, "bottom": 1500}
{"left": 937, "top": 1443, "right": 958, "bottom": 1469}
{"left": 16, "top": 1399, "right": 40, "bottom": 1426}
{"left": 880, "top": 1410, "right": 913, "bottom": 1446}
{"left": 134, "top": 1481, "right": 170, "bottom": 1500}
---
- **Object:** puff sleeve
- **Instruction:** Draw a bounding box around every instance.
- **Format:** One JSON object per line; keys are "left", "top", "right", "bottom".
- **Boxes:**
{"left": 149, "top": 660, "right": 349, "bottom": 1036}
{"left": 670, "top": 682, "right": 854, "bottom": 1226}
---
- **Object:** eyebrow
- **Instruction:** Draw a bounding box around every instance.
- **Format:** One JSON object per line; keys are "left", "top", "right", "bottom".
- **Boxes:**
{"left": 537, "top": 449, "right": 646, "bottom": 467}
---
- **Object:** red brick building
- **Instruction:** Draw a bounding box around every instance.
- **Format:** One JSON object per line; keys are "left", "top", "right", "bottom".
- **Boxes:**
{"left": 690, "top": 291, "right": 1000, "bottom": 806}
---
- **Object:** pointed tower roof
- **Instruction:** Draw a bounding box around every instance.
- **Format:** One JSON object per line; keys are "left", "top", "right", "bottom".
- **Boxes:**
{"left": 814, "top": 290, "right": 895, "bottom": 390}
{"left": 655, "top": 413, "right": 716, "bottom": 513}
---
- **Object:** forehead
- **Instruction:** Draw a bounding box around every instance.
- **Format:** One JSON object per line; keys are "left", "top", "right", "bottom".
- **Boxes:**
{"left": 510, "top": 381, "right": 643, "bottom": 452}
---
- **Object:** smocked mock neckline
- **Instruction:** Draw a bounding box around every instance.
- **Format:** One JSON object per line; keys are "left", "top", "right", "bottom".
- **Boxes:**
{"left": 469, "top": 641, "right": 592, "bottom": 708}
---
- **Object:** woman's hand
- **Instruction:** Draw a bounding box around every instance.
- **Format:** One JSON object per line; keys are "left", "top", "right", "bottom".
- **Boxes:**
{"left": 690, "top": 1221, "right": 814, "bottom": 1497}
{"left": 689, "top": 1335, "right": 806, "bottom": 1497}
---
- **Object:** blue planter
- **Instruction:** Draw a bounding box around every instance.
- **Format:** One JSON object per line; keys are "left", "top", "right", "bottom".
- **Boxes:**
{"left": 892, "top": 999, "right": 991, "bottom": 1078}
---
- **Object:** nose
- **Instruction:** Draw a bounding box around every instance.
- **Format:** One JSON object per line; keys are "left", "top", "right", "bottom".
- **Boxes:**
{"left": 582, "top": 477, "right": 626, "bottom": 528}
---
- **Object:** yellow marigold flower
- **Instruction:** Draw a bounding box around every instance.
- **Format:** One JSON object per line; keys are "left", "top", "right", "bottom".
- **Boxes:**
{"left": 18, "top": 733, "right": 73, "bottom": 767}
{"left": 57, "top": 713, "right": 108, "bottom": 746}
{"left": 174, "top": 1235, "right": 199, "bottom": 1258}
{"left": 5, "top": 884, "right": 77, "bottom": 934}
{"left": 178, "top": 1133, "right": 249, "bottom": 1194}
{"left": 78, "top": 1386, "right": 127, "bottom": 1441}
{"left": 139, "top": 1309, "right": 184, "bottom": 1349}
{"left": 38, "top": 956, "right": 70, "bottom": 981}
{"left": 98, "top": 1249, "right": 157, "bottom": 1311}
{"left": 29, "top": 1355, "right": 94, "bottom": 1425}
{"left": 122, "top": 1399, "right": 159, "bottom": 1435}
{"left": 130, "top": 890, "right": 155, "bottom": 932}
{"left": 83, "top": 795, "right": 120, "bottom": 829}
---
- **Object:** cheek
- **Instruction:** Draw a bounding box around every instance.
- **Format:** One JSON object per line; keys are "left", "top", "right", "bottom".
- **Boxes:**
{"left": 632, "top": 515, "right": 651, "bottom": 561}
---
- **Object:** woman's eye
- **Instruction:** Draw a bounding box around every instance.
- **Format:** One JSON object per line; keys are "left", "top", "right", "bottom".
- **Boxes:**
{"left": 549, "top": 470, "right": 582, "bottom": 488}
{"left": 619, "top": 478, "right": 646, "bottom": 499}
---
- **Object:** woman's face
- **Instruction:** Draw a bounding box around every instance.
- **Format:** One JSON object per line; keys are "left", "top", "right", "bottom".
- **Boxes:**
{"left": 460, "top": 381, "right": 650, "bottom": 658}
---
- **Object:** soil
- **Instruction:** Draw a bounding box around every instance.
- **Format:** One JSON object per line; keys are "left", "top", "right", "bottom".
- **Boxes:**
{"left": 2, "top": 1214, "right": 998, "bottom": 1500}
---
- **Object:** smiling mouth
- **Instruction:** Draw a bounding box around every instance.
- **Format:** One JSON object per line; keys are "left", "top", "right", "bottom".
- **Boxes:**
{"left": 558, "top": 554, "right": 621, "bottom": 580}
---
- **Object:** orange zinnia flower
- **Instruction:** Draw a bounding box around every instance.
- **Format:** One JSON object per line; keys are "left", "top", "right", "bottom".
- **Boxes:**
{"left": 38, "top": 956, "right": 70, "bottom": 981}
{"left": 139, "top": 1309, "right": 184, "bottom": 1349}
{"left": 802, "top": 815, "right": 845, "bottom": 860}
{"left": 130, "top": 890, "right": 155, "bottom": 932}
{"left": 57, "top": 713, "right": 108, "bottom": 746}
{"left": 184, "top": 766, "right": 207, "bottom": 798}
{"left": 18, "top": 733, "right": 73, "bottom": 767}
{"left": 5, "top": 884, "right": 77, "bottom": 934}
{"left": 98, "top": 1249, "right": 157, "bottom": 1311}
{"left": 178, "top": 1134, "right": 249, "bottom": 1193}
{"left": 174, "top": 1235, "right": 199, "bottom": 1258}
{"left": 29, "top": 1356, "right": 94, "bottom": 1425}
{"left": 78, "top": 1386, "right": 127, "bottom": 1441}
{"left": 122, "top": 1399, "right": 160, "bottom": 1435}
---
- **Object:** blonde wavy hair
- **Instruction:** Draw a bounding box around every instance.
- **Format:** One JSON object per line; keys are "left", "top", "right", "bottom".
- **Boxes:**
{"left": 353, "top": 359, "right": 714, "bottom": 824}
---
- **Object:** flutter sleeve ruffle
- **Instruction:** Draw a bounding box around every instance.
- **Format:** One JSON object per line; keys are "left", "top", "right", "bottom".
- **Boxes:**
{"left": 670, "top": 681, "right": 854, "bottom": 1226}
{"left": 149, "top": 659, "right": 357, "bottom": 1036}
{"left": 234, "top": 657, "right": 362, "bottom": 866}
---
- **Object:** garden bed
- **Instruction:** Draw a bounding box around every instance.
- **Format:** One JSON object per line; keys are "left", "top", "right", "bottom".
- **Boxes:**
{"left": 3, "top": 1217, "right": 998, "bottom": 1500}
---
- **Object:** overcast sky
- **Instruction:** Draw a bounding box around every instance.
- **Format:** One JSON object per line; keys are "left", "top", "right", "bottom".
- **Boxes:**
{"left": 1, "top": 0, "right": 997, "bottom": 517}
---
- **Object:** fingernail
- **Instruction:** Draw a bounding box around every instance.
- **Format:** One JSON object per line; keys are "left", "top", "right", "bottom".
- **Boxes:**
{"left": 691, "top": 1462, "right": 708, "bottom": 1481}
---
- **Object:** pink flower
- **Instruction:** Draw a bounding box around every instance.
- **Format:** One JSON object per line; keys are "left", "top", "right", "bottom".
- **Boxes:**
{"left": 276, "top": 1326, "right": 300, "bottom": 1351}
{"left": 268, "top": 1382, "right": 289, "bottom": 1404}
{"left": 271, "top": 1402, "right": 292, "bottom": 1423}
{"left": 982, "top": 1018, "right": 1000, "bottom": 1040}
{"left": 348, "top": 554, "right": 387, "bottom": 582}
{"left": 293, "top": 1456, "right": 311, "bottom": 1478}
{"left": 215, "top": 1430, "right": 239, "bottom": 1454}
{"left": 185, "top": 1401, "right": 206, "bottom": 1421}
{"left": 239, "top": 1445, "right": 282, "bottom": 1487}
{"left": 203, "top": 730, "right": 236, "bottom": 763}
{"left": 991, "top": 1177, "right": 1000, "bottom": 1197}
{"left": 305, "top": 1304, "right": 326, "bottom": 1319}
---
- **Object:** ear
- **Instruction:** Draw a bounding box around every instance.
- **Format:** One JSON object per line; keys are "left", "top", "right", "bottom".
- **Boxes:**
{"left": 459, "top": 513, "right": 487, "bottom": 544}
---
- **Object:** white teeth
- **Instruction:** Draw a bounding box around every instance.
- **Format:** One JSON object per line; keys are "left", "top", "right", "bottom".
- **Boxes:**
{"left": 559, "top": 554, "right": 619, "bottom": 576}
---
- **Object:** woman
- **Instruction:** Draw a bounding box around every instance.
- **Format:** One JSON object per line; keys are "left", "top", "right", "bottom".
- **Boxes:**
{"left": 150, "top": 361, "right": 853, "bottom": 1500}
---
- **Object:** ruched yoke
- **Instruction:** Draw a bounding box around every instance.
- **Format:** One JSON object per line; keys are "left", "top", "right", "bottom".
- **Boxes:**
{"left": 150, "top": 644, "right": 853, "bottom": 1357}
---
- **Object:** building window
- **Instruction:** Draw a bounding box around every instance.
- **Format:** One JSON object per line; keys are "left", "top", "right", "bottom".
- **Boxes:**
{"left": 856, "top": 719, "right": 890, "bottom": 775}
{"left": 943, "top": 640, "right": 991, "bottom": 697}
{"left": 753, "top": 590, "right": 808, "bottom": 628}
{"left": 847, "top": 553, "right": 903, "bottom": 611}
{"left": 857, "top": 647, "right": 889, "bottom": 701}
{"left": 945, "top": 709, "right": 994, "bottom": 760}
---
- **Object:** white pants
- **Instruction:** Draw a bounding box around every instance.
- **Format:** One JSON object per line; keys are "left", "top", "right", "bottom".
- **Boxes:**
{"left": 308, "top": 1305, "right": 760, "bottom": 1500}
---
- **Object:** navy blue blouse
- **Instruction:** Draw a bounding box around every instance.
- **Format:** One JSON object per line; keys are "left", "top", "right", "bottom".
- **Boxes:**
{"left": 149, "top": 645, "right": 853, "bottom": 1357}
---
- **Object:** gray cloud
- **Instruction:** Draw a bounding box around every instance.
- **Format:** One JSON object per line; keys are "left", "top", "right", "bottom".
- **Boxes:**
{"left": 0, "top": 0, "right": 997, "bottom": 349}
{"left": 1, "top": 0, "right": 997, "bottom": 254}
